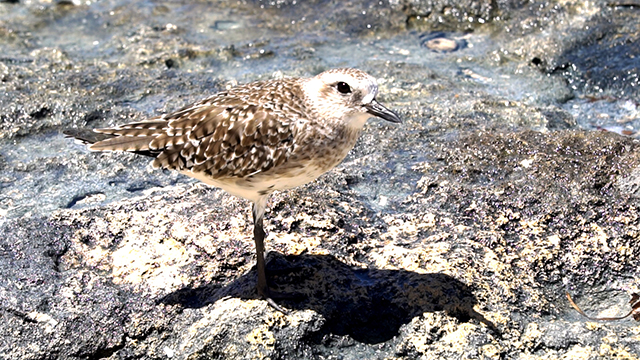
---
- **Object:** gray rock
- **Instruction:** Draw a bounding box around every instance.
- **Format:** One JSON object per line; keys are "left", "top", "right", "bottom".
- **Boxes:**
{"left": 1, "top": 0, "right": 639, "bottom": 359}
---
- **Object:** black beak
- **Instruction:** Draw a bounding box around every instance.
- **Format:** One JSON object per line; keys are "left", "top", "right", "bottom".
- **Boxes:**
{"left": 365, "top": 99, "right": 402, "bottom": 123}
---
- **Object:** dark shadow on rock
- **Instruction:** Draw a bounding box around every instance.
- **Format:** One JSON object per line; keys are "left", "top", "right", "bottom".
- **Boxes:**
{"left": 158, "top": 253, "right": 498, "bottom": 344}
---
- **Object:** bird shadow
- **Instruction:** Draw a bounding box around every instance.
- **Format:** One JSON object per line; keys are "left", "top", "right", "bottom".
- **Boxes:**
{"left": 158, "top": 253, "right": 499, "bottom": 344}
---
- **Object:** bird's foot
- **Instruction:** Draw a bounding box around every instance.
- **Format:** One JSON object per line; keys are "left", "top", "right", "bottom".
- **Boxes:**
{"left": 258, "top": 286, "right": 306, "bottom": 314}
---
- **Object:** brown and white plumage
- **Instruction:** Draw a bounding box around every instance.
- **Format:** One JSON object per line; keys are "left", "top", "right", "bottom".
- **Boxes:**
{"left": 66, "top": 68, "right": 401, "bottom": 311}
{"left": 90, "top": 78, "right": 304, "bottom": 182}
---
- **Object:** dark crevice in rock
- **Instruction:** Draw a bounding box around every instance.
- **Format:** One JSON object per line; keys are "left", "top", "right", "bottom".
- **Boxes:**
{"left": 65, "top": 191, "right": 105, "bottom": 208}
{"left": 0, "top": 307, "right": 38, "bottom": 324}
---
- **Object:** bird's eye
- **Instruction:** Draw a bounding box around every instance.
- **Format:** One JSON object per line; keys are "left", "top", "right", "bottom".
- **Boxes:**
{"left": 336, "top": 82, "right": 351, "bottom": 94}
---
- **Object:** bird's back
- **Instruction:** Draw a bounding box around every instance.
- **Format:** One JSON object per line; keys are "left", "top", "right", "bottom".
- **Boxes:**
{"left": 91, "top": 78, "right": 307, "bottom": 177}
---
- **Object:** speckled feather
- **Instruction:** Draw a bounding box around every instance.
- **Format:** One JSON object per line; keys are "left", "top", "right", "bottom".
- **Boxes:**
{"left": 91, "top": 78, "right": 305, "bottom": 179}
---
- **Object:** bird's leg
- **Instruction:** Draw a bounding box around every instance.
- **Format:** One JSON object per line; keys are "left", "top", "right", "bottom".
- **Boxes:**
{"left": 253, "top": 207, "right": 268, "bottom": 297}
{"left": 252, "top": 201, "right": 289, "bottom": 313}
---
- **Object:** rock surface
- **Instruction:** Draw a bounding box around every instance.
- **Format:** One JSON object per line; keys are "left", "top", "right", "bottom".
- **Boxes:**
{"left": 1, "top": 0, "right": 639, "bottom": 359}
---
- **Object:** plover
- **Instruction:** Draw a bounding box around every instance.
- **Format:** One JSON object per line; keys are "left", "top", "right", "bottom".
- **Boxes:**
{"left": 66, "top": 68, "right": 401, "bottom": 311}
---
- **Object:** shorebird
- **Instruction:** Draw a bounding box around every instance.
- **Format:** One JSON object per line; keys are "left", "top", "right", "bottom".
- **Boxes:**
{"left": 66, "top": 68, "right": 401, "bottom": 311}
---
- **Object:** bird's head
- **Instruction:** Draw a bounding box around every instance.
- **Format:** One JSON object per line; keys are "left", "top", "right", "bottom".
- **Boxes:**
{"left": 302, "top": 68, "right": 401, "bottom": 129}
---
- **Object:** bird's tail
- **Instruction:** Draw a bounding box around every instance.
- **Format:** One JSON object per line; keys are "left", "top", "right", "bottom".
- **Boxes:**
{"left": 63, "top": 128, "right": 159, "bottom": 157}
{"left": 63, "top": 128, "right": 114, "bottom": 145}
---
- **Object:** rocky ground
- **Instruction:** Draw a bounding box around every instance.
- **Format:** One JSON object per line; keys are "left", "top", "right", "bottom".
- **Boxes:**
{"left": 1, "top": 0, "right": 639, "bottom": 359}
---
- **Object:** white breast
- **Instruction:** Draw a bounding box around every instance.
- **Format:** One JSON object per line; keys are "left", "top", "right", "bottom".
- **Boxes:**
{"left": 181, "top": 164, "right": 327, "bottom": 203}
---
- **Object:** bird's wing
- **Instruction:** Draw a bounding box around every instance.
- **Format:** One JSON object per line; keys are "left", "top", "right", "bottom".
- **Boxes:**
{"left": 89, "top": 81, "right": 306, "bottom": 178}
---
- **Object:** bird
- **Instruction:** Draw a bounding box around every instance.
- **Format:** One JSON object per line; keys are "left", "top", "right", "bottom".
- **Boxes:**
{"left": 65, "top": 68, "right": 401, "bottom": 311}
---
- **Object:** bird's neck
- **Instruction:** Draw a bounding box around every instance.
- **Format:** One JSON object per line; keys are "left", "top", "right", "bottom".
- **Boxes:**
{"left": 345, "top": 111, "right": 370, "bottom": 130}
